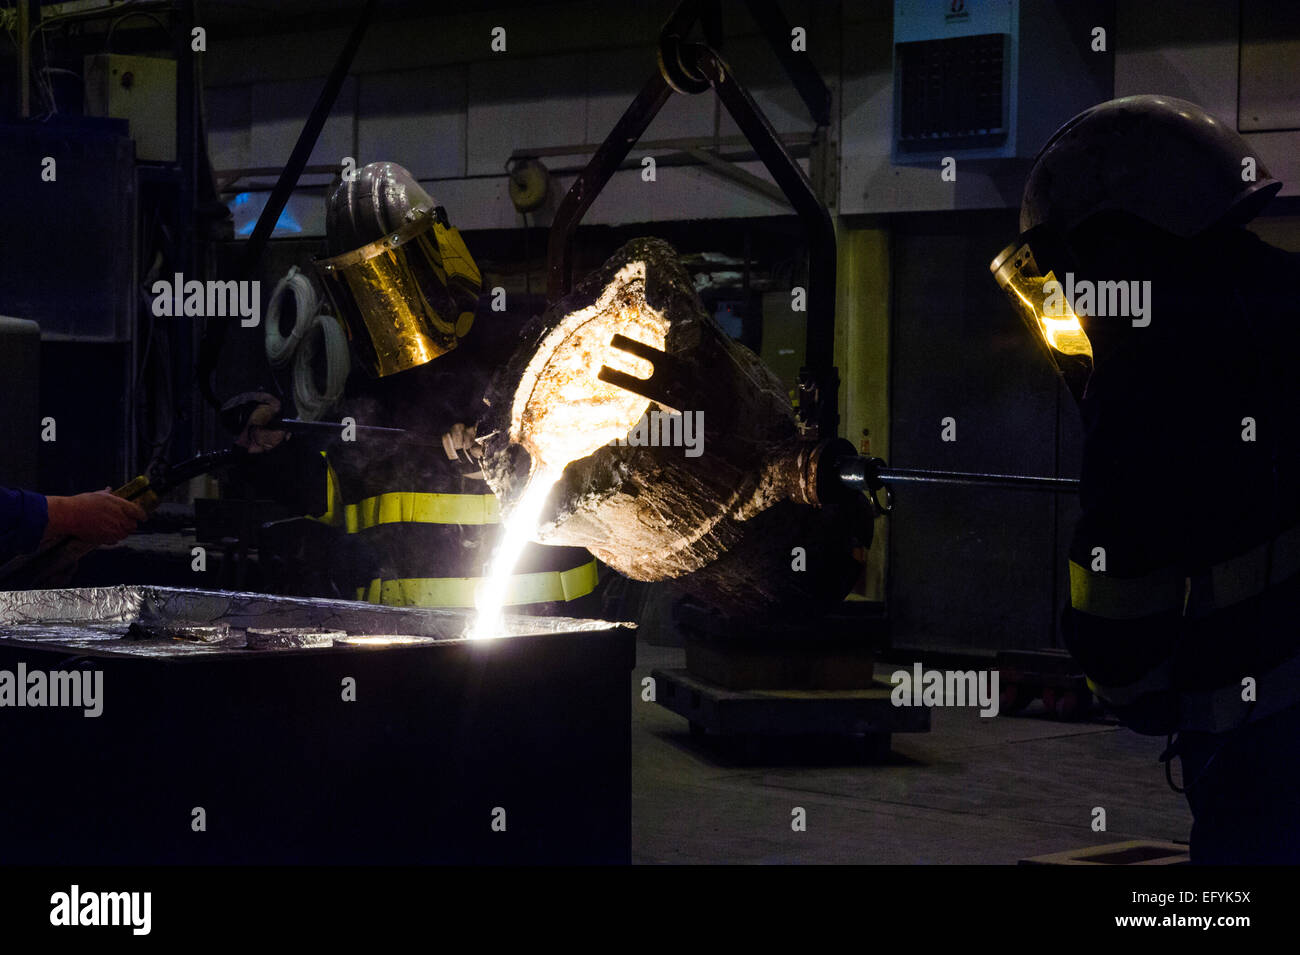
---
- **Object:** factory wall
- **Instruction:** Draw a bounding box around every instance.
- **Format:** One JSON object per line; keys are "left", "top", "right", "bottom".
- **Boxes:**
{"left": 1115, "top": 1, "right": 1300, "bottom": 199}
{"left": 886, "top": 210, "right": 1081, "bottom": 652}
{"left": 202, "top": 0, "right": 834, "bottom": 234}
{"left": 191, "top": 1, "right": 1299, "bottom": 654}
{"left": 202, "top": 1, "right": 1300, "bottom": 232}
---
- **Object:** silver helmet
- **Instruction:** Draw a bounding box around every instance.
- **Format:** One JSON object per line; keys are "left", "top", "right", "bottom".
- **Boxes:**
{"left": 314, "top": 161, "right": 482, "bottom": 378}
{"left": 325, "top": 160, "right": 435, "bottom": 255}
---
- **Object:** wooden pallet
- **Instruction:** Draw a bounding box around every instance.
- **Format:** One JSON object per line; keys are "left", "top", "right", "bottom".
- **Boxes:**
{"left": 1020, "top": 840, "right": 1190, "bottom": 865}
{"left": 652, "top": 666, "right": 930, "bottom": 756}
{"left": 677, "top": 600, "right": 888, "bottom": 691}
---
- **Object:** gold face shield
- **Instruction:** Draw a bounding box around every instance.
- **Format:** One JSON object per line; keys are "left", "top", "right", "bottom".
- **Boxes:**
{"left": 990, "top": 238, "right": 1093, "bottom": 401}
{"left": 315, "top": 209, "right": 482, "bottom": 378}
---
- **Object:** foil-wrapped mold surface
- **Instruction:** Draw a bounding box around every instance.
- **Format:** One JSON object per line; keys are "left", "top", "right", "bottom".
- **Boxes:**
{"left": 0, "top": 586, "right": 627, "bottom": 656}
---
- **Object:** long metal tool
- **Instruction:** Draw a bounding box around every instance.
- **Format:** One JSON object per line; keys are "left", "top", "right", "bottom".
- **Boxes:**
{"left": 873, "top": 467, "right": 1080, "bottom": 493}
{"left": 271, "top": 418, "right": 443, "bottom": 448}
{"left": 0, "top": 449, "right": 240, "bottom": 589}
{"left": 835, "top": 454, "right": 1080, "bottom": 513}
{"left": 196, "top": 0, "right": 379, "bottom": 408}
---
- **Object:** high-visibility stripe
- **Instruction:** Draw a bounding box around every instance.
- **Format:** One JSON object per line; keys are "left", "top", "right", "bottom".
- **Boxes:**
{"left": 1092, "top": 650, "right": 1300, "bottom": 734}
{"left": 341, "top": 491, "right": 501, "bottom": 532}
{"left": 1205, "top": 523, "right": 1300, "bottom": 613}
{"left": 310, "top": 452, "right": 343, "bottom": 526}
{"left": 358, "top": 558, "right": 599, "bottom": 608}
{"left": 1079, "top": 523, "right": 1300, "bottom": 731}
{"left": 1179, "top": 650, "right": 1300, "bottom": 733}
{"left": 1068, "top": 561, "right": 1184, "bottom": 619}
{"left": 1069, "top": 523, "right": 1300, "bottom": 620}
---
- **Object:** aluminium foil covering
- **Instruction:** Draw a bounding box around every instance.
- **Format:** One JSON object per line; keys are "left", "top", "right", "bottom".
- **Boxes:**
{"left": 0, "top": 585, "right": 627, "bottom": 658}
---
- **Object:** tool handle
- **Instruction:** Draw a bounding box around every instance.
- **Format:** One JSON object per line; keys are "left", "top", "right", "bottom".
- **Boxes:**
{"left": 0, "top": 477, "right": 158, "bottom": 588}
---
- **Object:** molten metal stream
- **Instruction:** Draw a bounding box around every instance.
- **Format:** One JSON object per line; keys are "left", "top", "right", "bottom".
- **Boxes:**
{"left": 467, "top": 262, "right": 667, "bottom": 638}
{"left": 468, "top": 466, "right": 563, "bottom": 639}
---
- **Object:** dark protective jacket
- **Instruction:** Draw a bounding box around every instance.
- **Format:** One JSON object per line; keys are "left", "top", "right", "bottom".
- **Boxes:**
{"left": 0, "top": 486, "right": 48, "bottom": 565}
{"left": 307, "top": 311, "right": 596, "bottom": 612}
{"left": 1062, "top": 226, "right": 1300, "bottom": 735}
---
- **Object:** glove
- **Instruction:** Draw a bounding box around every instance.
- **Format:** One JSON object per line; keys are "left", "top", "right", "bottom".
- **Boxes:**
{"left": 221, "top": 391, "right": 287, "bottom": 454}
{"left": 441, "top": 422, "right": 485, "bottom": 479}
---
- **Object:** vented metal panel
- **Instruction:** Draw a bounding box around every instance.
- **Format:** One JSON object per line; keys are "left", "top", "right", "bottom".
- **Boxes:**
{"left": 896, "top": 33, "right": 1009, "bottom": 150}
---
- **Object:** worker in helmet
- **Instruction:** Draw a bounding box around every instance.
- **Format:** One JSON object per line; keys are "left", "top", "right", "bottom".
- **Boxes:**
{"left": 991, "top": 95, "right": 1300, "bottom": 863}
{"left": 244, "top": 161, "right": 598, "bottom": 615}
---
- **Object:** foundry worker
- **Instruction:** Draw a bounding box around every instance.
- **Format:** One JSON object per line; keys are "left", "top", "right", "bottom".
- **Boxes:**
{"left": 990, "top": 95, "right": 1300, "bottom": 863}
{"left": 0, "top": 485, "right": 145, "bottom": 568}
{"left": 242, "top": 162, "right": 599, "bottom": 614}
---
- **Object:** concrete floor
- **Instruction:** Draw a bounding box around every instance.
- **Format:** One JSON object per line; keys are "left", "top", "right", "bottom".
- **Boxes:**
{"left": 631, "top": 641, "right": 1193, "bottom": 864}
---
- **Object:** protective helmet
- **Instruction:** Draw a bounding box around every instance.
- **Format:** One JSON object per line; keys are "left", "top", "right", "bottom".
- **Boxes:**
{"left": 990, "top": 95, "right": 1282, "bottom": 400}
{"left": 1020, "top": 94, "right": 1281, "bottom": 238}
{"left": 315, "top": 161, "right": 481, "bottom": 378}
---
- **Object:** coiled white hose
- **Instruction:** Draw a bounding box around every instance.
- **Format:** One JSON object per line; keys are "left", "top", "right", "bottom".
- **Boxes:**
{"left": 265, "top": 265, "right": 319, "bottom": 368}
{"left": 293, "top": 312, "right": 350, "bottom": 421}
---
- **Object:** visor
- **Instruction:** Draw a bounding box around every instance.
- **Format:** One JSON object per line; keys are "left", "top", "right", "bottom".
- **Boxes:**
{"left": 990, "top": 234, "right": 1093, "bottom": 401}
{"left": 315, "top": 209, "right": 481, "bottom": 378}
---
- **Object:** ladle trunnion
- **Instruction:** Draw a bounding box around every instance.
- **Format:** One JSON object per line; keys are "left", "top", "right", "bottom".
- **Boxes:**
{"left": 477, "top": 238, "right": 872, "bottom": 623}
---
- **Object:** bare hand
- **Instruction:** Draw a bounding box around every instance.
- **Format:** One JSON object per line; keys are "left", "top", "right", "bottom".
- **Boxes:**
{"left": 44, "top": 489, "right": 147, "bottom": 545}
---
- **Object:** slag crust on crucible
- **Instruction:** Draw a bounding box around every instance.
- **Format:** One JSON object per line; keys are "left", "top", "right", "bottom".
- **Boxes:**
{"left": 508, "top": 261, "right": 669, "bottom": 475}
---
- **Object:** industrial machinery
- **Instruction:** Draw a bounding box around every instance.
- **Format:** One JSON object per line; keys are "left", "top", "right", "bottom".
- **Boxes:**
{"left": 475, "top": 0, "right": 1083, "bottom": 751}
{"left": 0, "top": 0, "right": 643, "bottom": 866}
{"left": 0, "top": 586, "right": 632, "bottom": 864}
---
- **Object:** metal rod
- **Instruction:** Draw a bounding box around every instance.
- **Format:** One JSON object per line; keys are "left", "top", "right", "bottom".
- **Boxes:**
{"left": 694, "top": 45, "right": 838, "bottom": 437}
{"left": 196, "top": 0, "right": 378, "bottom": 409}
{"left": 239, "top": 0, "right": 377, "bottom": 276}
{"left": 258, "top": 419, "right": 443, "bottom": 448}
{"left": 510, "top": 132, "right": 815, "bottom": 160}
{"left": 175, "top": 0, "right": 198, "bottom": 461}
{"left": 546, "top": 70, "right": 675, "bottom": 300}
{"left": 18, "top": 0, "right": 35, "bottom": 118}
{"left": 742, "top": 0, "right": 832, "bottom": 126}
{"left": 683, "top": 146, "right": 788, "bottom": 203}
{"left": 875, "top": 467, "right": 1080, "bottom": 493}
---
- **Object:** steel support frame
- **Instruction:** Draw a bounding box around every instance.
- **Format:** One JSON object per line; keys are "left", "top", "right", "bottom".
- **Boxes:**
{"left": 546, "top": 2, "right": 840, "bottom": 438}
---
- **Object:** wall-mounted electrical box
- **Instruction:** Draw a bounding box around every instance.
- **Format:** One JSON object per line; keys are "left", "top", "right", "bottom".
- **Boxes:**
{"left": 892, "top": 0, "right": 1113, "bottom": 164}
{"left": 84, "top": 54, "right": 177, "bottom": 162}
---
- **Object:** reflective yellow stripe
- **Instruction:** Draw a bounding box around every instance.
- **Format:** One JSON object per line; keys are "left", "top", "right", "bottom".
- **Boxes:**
{"left": 1068, "top": 561, "right": 1184, "bottom": 620}
{"left": 1070, "top": 524, "right": 1300, "bottom": 621}
{"left": 1180, "top": 650, "right": 1300, "bottom": 732}
{"left": 1093, "top": 651, "right": 1300, "bottom": 734}
{"left": 311, "top": 452, "right": 343, "bottom": 526}
{"left": 1207, "top": 523, "right": 1300, "bottom": 610}
{"left": 343, "top": 491, "right": 501, "bottom": 532}
{"left": 1081, "top": 524, "right": 1300, "bottom": 730}
{"left": 359, "top": 559, "right": 598, "bottom": 608}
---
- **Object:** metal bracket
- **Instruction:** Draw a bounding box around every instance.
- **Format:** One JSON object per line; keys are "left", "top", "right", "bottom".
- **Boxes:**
{"left": 597, "top": 335, "right": 694, "bottom": 414}
{"left": 547, "top": 0, "right": 840, "bottom": 439}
